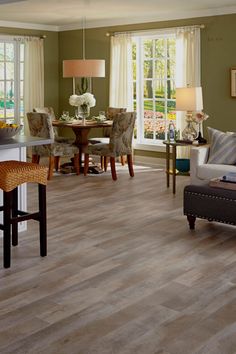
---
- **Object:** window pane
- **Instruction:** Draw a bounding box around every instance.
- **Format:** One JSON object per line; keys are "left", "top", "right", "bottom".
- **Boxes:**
{"left": 6, "top": 100, "right": 14, "bottom": 118}
{"left": 0, "top": 107, "right": 4, "bottom": 118}
{"left": 20, "top": 81, "right": 24, "bottom": 99}
{"left": 143, "top": 39, "right": 153, "bottom": 58}
{"left": 144, "top": 99, "right": 153, "bottom": 113}
{"left": 144, "top": 80, "right": 153, "bottom": 98}
{"left": 167, "top": 38, "right": 175, "bottom": 59}
{"left": 133, "top": 82, "right": 136, "bottom": 99}
{"left": 20, "top": 43, "right": 24, "bottom": 61}
{"left": 20, "top": 100, "right": 24, "bottom": 117}
{"left": 0, "top": 43, "right": 4, "bottom": 60}
{"left": 20, "top": 62, "right": 24, "bottom": 80}
{"left": 154, "top": 59, "right": 165, "bottom": 79}
{"left": 6, "top": 62, "right": 14, "bottom": 80}
{"left": 0, "top": 81, "right": 4, "bottom": 98}
{"left": 167, "top": 59, "right": 175, "bottom": 79}
{"left": 143, "top": 60, "right": 153, "bottom": 78}
{"left": 6, "top": 80, "right": 14, "bottom": 101}
{"left": 132, "top": 61, "right": 136, "bottom": 80}
{"left": 6, "top": 43, "right": 14, "bottom": 61}
{"left": 132, "top": 42, "right": 136, "bottom": 59}
{"left": 144, "top": 117, "right": 154, "bottom": 139}
{"left": 155, "top": 100, "right": 165, "bottom": 118}
{"left": 0, "top": 62, "right": 4, "bottom": 80}
{"left": 166, "top": 80, "right": 175, "bottom": 99}
{"left": 155, "top": 119, "right": 166, "bottom": 140}
{"left": 154, "top": 80, "right": 165, "bottom": 99}
{"left": 167, "top": 100, "right": 176, "bottom": 120}
{"left": 155, "top": 39, "right": 165, "bottom": 58}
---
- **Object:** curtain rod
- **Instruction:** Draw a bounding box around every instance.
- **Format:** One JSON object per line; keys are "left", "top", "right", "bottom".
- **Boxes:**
{"left": 13, "top": 34, "right": 46, "bottom": 40}
{"left": 106, "top": 24, "right": 205, "bottom": 37}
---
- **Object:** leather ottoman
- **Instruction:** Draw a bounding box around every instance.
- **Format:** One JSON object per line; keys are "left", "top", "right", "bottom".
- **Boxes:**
{"left": 183, "top": 185, "right": 236, "bottom": 229}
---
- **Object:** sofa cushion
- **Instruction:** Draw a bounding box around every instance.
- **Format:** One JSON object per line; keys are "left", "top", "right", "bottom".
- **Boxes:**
{"left": 197, "top": 163, "right": 236, "bottom": 181}
{"left": 207, "top": 127, "right": 236, "bottom": 164}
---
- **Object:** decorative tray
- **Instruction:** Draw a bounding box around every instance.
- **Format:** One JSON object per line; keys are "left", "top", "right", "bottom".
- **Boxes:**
{"left": 0, "top": 125, "right": 22, "bottom": 139}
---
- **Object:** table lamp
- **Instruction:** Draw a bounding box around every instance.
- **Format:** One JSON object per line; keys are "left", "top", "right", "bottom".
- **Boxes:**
{"left": 176, "top": 86, "right": 203, "bottom": 141}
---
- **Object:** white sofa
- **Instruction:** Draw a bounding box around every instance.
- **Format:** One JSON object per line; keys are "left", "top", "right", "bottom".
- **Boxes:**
{"left": 190, "top": 145, "right": 236, "bottom": 185}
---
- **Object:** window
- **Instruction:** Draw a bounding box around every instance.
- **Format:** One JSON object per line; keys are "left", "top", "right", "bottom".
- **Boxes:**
{"left": 0, "top": 37, "right": 24, "bottom": 125}
{"left": 132, "top": 32, "right": 176, "bottom": 146}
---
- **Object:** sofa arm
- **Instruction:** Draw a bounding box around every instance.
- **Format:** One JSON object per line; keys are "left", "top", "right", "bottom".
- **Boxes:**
{"left": 190, "top": 145, "right": 210, "bottom": 183}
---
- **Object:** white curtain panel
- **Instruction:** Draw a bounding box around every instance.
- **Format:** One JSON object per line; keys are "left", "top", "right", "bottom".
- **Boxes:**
{"left": 175, "top": 27, "right": 201, "bottom": 157}
{"left": 24, "top": 38, "right": 44, "bottom": 135}
{"left": 109, "top": 34, "right": 133, "bottom": 111}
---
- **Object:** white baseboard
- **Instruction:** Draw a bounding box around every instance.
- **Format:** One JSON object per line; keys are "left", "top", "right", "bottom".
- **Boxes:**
{"left": 134, "top": 155, "right": 165, "bottom": 168}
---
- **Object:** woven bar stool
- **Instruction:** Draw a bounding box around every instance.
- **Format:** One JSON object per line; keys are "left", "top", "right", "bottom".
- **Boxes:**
{"left": 0, "top": 160, "right": 48, "bottom": 268}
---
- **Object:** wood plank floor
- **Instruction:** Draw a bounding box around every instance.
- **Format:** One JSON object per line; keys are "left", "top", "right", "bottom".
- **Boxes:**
{"left": 0, "top": 165, "right": 236, "bottom": 354}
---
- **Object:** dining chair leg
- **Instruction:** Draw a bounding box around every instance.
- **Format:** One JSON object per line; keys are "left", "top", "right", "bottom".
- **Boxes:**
{"left": 120, "top": 155, "right": 126, "bottom": 166}
{"left": 48, "top": 156, "right": 54, "bottom": 180}
{"left": 110, "top": 157, "right": 117, "bottom": 181}
{"left": 54, "top": 156, "right": 60, "bottom": 171}
{"left": 32, "top": 154, "right": 40, "bottom": 164}
{"left": 127, "top": 154, "right": 134, "bottom": 177}
{"left": 104, "top": 156, "right": 108, "bottom": 172}
{"left": 84, "top": 154, "right": 89, "bottom": 176}
{"left": 100, "top": 156, "right": 104, "bottom": 170}
{"left": 73, "top": 153, "right": 80, "bottom": 175}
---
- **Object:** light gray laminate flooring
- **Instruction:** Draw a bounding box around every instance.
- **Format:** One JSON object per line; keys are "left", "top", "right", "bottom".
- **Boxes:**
{"left": 0, "top": 166, "right": 236, "bottom": 354}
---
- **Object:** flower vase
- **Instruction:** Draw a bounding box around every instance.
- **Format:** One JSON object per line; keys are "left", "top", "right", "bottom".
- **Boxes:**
{"left": 78, "top": 105, "right": 90, "bottom": 124}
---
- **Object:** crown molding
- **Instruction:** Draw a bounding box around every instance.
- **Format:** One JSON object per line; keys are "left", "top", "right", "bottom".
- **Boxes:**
{"left": 56, "top": 6, "right": 236, "bottom": 31}
{"left": 0, "top": 20, "right": 59, "bottom": 31}
{"left": 0, "top": 5, "right": 236, "bottom": 33}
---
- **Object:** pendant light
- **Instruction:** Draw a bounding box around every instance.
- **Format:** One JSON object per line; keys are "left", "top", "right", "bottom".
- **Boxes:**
{"left": 63, "top": 18, "right": 105, "bottom": 94}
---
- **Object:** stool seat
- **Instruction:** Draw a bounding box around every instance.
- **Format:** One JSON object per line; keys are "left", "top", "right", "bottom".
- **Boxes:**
{"left": 0, "top": 160, "right": 47, "bottom": 192}
{"left": 0, "top": 160, "right": 48, "bottom": 268}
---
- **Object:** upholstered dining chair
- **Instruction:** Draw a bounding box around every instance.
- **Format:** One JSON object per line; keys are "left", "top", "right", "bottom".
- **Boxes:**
{"left": 27, "top": 112, "right": 80, "bottom": 180}
{"left": 84, "top": 112, "right": 136, "bottom": 181}
{"left": 33, "top": 106, "right": 61, "bottom": 139}
{"left": 89, "top": 107, "right": 127, "bottom": 168}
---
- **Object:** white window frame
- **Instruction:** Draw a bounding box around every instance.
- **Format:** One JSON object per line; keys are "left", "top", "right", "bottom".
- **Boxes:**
{"left": 0, "top": 35, "right": 24, "bottom": 125}
{"left": 132, "top": 29, "right": 176, "bottom": 151}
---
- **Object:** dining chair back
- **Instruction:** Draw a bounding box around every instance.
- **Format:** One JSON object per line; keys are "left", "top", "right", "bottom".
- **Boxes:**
{"left": 27, "top": 112, "right": 80, "bottom": 179}
{"left": 84, "top": 112, "right": 136, "bottom": 181}
{"left": 33, "top": 107, "right": 58, "bottom": 137}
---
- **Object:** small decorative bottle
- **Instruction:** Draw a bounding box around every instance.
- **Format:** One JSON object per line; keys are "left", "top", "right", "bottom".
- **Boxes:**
{"left": 169, "top": 120, "right": 175, "bottom": 142}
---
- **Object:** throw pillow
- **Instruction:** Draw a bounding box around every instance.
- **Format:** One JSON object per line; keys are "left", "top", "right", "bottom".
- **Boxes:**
{"left": 207, "top": 127, "right": 236, "bottom": 165}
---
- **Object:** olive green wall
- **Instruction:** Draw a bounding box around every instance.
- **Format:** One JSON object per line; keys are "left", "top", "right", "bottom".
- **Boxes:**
{"left": 59, "top": 13, "right": 236, "bottom": 137}
{"left": 2, "top": 13, "right": 236, "bottom": 155}
{"left": 0, "top": 27, "right": 59, "bottom": 115}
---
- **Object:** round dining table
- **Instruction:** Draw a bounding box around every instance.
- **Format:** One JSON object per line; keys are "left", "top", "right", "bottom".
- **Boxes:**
{"left": 52, "top": 119, "right": 112, "bottom": 169}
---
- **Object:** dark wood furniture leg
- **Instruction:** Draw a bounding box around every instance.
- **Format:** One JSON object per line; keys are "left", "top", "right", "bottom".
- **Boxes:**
{"left": 166, "top": 144, "right": 170, "bottom": 188}
{"left": 172, "top": 145, "right": 176, "bottom": 194}
{"left": 187, "top": 215, "right": 196, "bottom": 230}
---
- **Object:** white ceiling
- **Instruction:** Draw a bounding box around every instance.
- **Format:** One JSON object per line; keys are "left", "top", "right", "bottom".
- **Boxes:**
{"left": 0, "top": 0, "right": 236, "bottom": 31}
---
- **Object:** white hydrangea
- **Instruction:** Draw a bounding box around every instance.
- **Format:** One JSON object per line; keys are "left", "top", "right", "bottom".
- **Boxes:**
{"left": 69, "top": 93, "right": 96, "bottom": 108}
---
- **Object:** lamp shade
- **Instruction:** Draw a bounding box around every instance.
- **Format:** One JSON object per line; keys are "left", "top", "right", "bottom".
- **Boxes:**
{"left": 176, "top": 87, "right": 203, "bottom": 111}
{"left": 63, "top": 59, "right": 105, "bottom": 78}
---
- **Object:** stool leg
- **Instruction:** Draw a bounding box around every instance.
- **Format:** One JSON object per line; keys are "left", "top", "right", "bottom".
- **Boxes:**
{"left": 38, "top": 184, "right": 47, "bottom": 257}
{"left": 12, "top": 187, "right": 18, "bottom": 246}
{"left": 3, "top": 191, "right": 12, "bottom": 268}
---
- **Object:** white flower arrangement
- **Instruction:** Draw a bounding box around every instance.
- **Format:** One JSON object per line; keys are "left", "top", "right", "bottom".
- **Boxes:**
{"left": 69, "top": 92, "right": 96, "bottom": 109}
